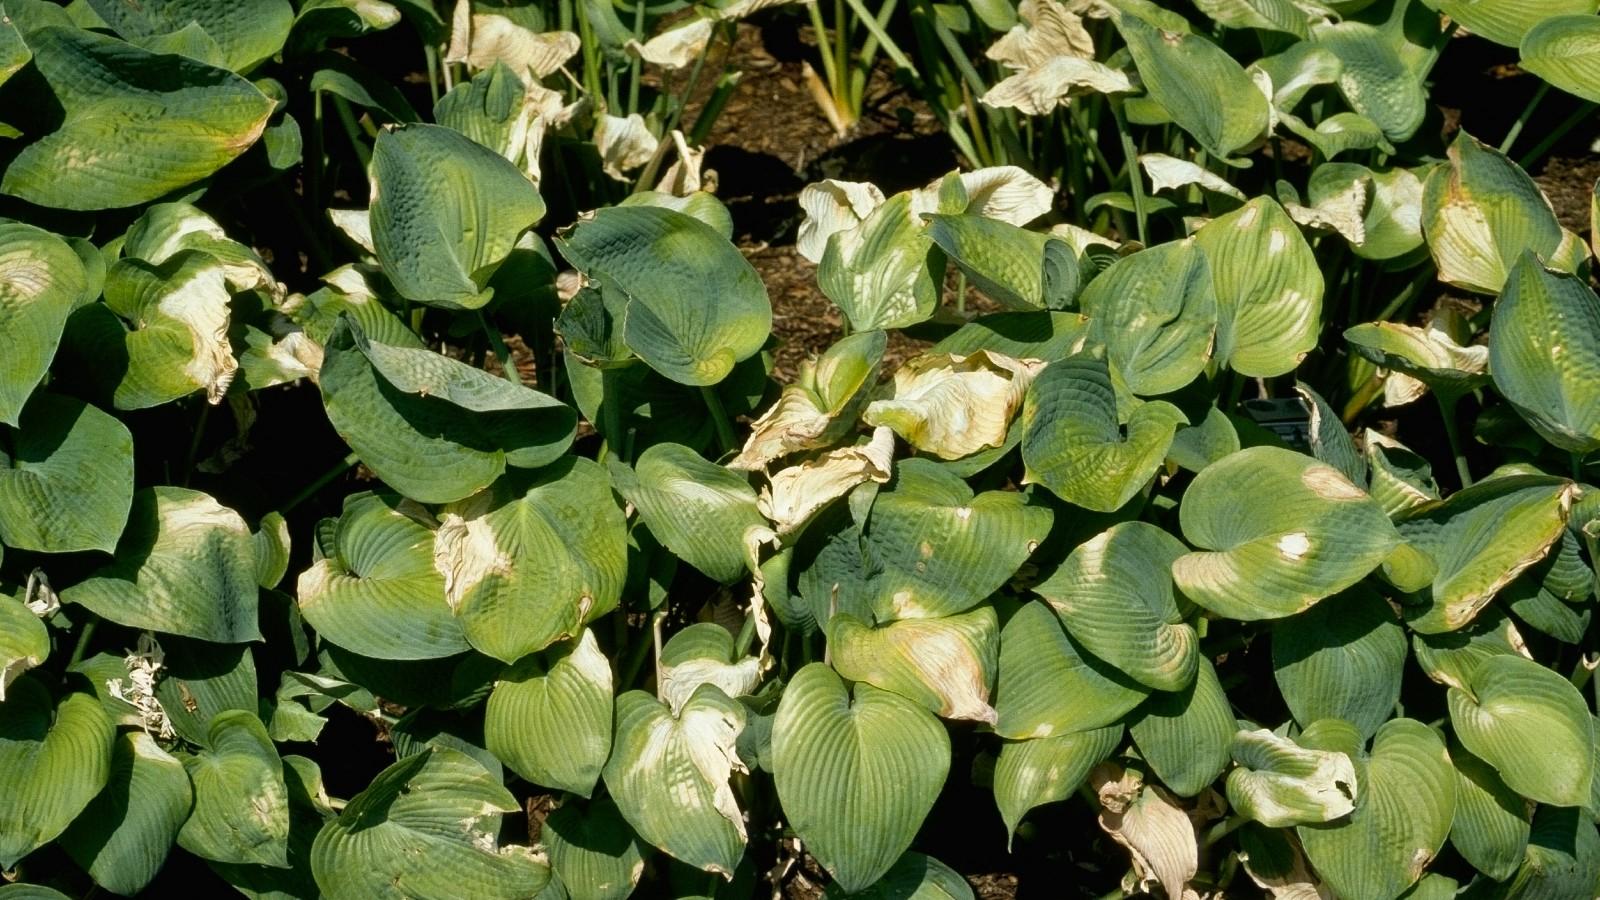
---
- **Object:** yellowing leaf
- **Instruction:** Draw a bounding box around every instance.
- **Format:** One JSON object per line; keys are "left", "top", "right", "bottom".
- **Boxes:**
{"left": 864, "top": 350, "right": 1044, "bottom": 460}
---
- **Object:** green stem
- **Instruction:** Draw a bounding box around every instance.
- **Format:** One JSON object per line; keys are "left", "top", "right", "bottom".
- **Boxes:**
{"left": 1500, "top": 81, "right": 1551, "bottom": 155}
{"left": 839, "top": 0, "right": 918, "bottom": 75}
{"left": 600, "top": 367, "right": 626, "bottom": 460}
{"left": 423, "top": 43, "right": 441, "bottom": 106}
{"left": 183, "top": 401, "right": 211, "bottom": 486}
{"left": 1517, "top": 101, "right": 1599, "bottom": 170}
{"left": 1374, "top": 263, "right": 1436, "bottom": 322}
{"left": 1111, "top": 100, "right": 1146, "bottom": 244}
{"left": 807, "top": 0, "right": 840, "bottom": 92}
{"left": 701, "top": 385, "right": 737, "bottom": 456}
{"left": 626, "top": 0, "right": 647, "bottom": 116}
{"left": 478, "top": 312, "right": 522, "bottom": 384}
{"left": 619, "top": 610, "right": 663, "bottom": 688}
{"left": 331, "top": 96, "right": 372, "bottom": 170}
{"left": 282, "top": 452, "right": 361, "bottom": 514}
{"left": 69, "top": 616, "right": 99, "bottom": 668}
{"left": 1437, "top": 393, "right": 1473, "bottom": 488}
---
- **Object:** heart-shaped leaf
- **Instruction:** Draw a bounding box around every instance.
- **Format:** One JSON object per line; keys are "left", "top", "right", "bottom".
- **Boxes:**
{"left": 0, "top": 223, "right": 87, "bottom": 426}
{"left": 771, "top": 664, "right": 950, "bottom": 894}
{"left": 1521, "top": 14, "right": 1600, "bottom": 103}
{"left": 312, "top": 748, "right": 550, "bottom": 897}
{"left": 1448, "top": 653, "right": 1595, "bottom": 808}
{"left": 604, "top": 685, "right": 748, "bottom": 877}
{"left": 0, "top": 677, "right": 115, "bottom": 868}
{"left": 658, "top": 623, "right": 763, "bottom": 715}
{"left": 1310, "top": 21, "right": 1427, "bottom": 141}
{"left": 63, "top": 487, "right": 261, "bottom": 643}
{"left": 1422, "top": 133, "right": 1587, "bottom": 295}
{"left": 546, "top": 797, "right": 649, "bottom": 900}
{"left": 1021, "top": 355, "right": 1186, "bottom": 513}
{"left": 369, "top": 123, "right": 544, "bottom": 310}
{"left": 318, "top": 316, "right": 575, "bottom": 504}
{"left": 994, "top": 600, "right": 1147, "bottom": 740}
{"left": 1174, "top": 446, "right": 1399, "bottom": 620}
{"left": 1227, "top": 728, "right": 1358, "bottom": 827}
{"left": 828, "top": 605, "right": 998, "bottom": 723}
{"left": 823, "top": 852, "right": 974, "bottom": 900}
{"left": 610, "top": 443, "right": 767, "bottom": 584}
{"left": 297, "top": 491, "right": 469, "bottom": 660}
{"left": 87, "top": 0, "right": 293, "bottom": 71}
{"left": 1193, "top": 197, "right": 1323, "bottom": 377}
{"left": 1126, "top": 656, "right": 1234, "bottom": 797}
{"left": 993, "top": 725, "right": 1122, "bottom": 844}
{"left": 1110, "top": 4, "right": 1269, "bottom": 158}
{"left": 0, "top": 391, "right": 134, "bottom": 554}
{"left": 861, "top": 459, "right": 1053, "bottom": 620}
{"left": 1396, "top": 475, "right": 1575, "bottom": 633}
{"left": 1297, "top": 718, "right": 1455, "bottom": 900}
{"left": 58, "top": 731, "right": 192, "bottom": 897}
{"left": 1495, "top": 805, "right": 1600, "bottom": 898}
{"left": 436, "top": 457, "right": 626, "bottom": 662}
{"left": 925, "top": 214, "right": 1053, "bottom": 311}
{"left": 1035, "top": 521, "right": 1198, "bottom": 692}
{"left": 177, "top": 711, "right": 290, "bottom": 868}
{"left": 1310, "top": 163, "right": 1426, "bottom": 261}
{"left": 1488, "top": 252, "right": 1600, "bottom": 454}
{"left": 1272, "top": 585, "right": 1407, "bottom": 739}
{"left": 558, "top": 206, "right": 771, "bottom": 385}
{"left": 0, "top": 27, "right": 274, "bottom": 210}
{"left": 484, "top": 629, "right": 613, "bottom": 797}
{"left": 818, "top": 192, "right": 942, "bottom": 332}
{"left": 1080, "top": 240, "right": 1217, "bottom": 397}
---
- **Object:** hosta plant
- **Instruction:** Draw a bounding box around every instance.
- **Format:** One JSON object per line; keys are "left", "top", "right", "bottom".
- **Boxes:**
{"left": 2, "top": 1, "right": 1600, "bottom": 899}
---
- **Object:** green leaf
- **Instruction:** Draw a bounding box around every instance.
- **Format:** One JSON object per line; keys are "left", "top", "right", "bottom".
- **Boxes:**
{"left": 732, "top": 329, "right": 885, "bottom": 470}
{"left": 1396, "top": 475, "right": 1574, "bottom": 633}
{"left": 1521, "top": 15, "right": 1600, "bottom": 103}
{"left": 1193, "top": 0, "right": 1323, "bottom": 36}
{"left": 1297, "top": 718, "right": 1456, "bottom": 900}
{"left": 610, "top": 443, "right": 766, "bottom": 584}
{"left": 818, "top": 192, "right": 942, "bottom": 332}
{"left": 1422, "top": 132, "right": 1585, "bottom": 295}
{"left": 178, "top": 710, "right": 290, "bottom": 867}
{"left": 437, "top": 457, "right": 626, "bottom": 662}
{"left": 1438, "top": 0, "right": 1598, "bottom": 48}
{"left": 993, "top": 725, "right": 1122, "bottom": 843}
{"left": 0, "top": 391, "right": 134, "bottom": 554}
{"left": 659, "top": 623, "right": 763, "bottom": 714}
{"left": 296, "top": 492, "right": 468, "bottom": 660}
{"left": 1227, "top": 728, "right": 1358, "bottom": 827}
{"left": 1111, "top": 3, "right": 1270, "bottom": 158}
{"left": 1036, "top": 521, "right": 1197, "bottom": 692}
{"left": 0, "top": 222, "right": 87, "bottom": 426}
{"left": 557, "top": 206, "right": 771, "bottom": 386}
{"left": 603, "top": 686, "right": 748, "bottom": 878}
{"left": 932, "top": 310, "right": 1090, "bottom": 362}
{"left": 59, "top": 731, "right": 191, "bottom": 895}
{"left": 925, "top": 214, "right": 1053, "bottom": 311}
{"left": 318, "top": 316, "right": 575, "bottom": 504}
{"left": 1173, "top": 446, "right": 1400, "bottom": 620}
{"left": 312, "top": 748, "right": 550, "bottom": 898}
{"left": 1, "top": 27, "right": 274, "bottom": 210}
{"left": 155, "top": 637, "right": 259, "bottom": 747}
{"left": 823, "top": 852, "right": 975, "bottom": 900}
{"left": 994, "top": 601, "right": 1147, "bottom": 740}
{"left": 253, "top": 511, "right": 290, "bottom": 589}
{"left": 1080, "top": 240, "right": 1217, "bottom": 397}
{"left": 95, "top": 250, "right": 239, "bottom": 410}
{"left": 484, "top": 629, "right": 612, "bottom": 797}
{"left": 1272, "top": 586, "right": 1407, "bottom": 739}
{"left": 369, "top": 124, "right": 544, "bottom": 310}
{"left": 0, "top": 15, "right": 28, "bottom": 88}
{"left": 546, "top": 798, "right": 648, "bottom": 900}
{"left": 1167, "top": 404, "right": 1240, "bottom": 474}
{"left": 1193, "top": 197, "right": 1324, "bottom": 377}
{"left": 1449, "top": 742, "right": 1531, "bottom": 882}
{"left": 862, "top": 459, "right": 1053, "bottom": 619}
{"left": 1311, "top": 21, "right": 1428, "bottom": 141}
{"left": 63, "top": 487, "right": 261, "bottom": 643}
{"left": 1448, "top": 653, "right": 1595, "bottom": 808}
{"left": 1412, "top": 607, "right": 1528, "bottom": 691}
{"left": 1021, "top": 355, "right": 1185, "bottom": 512}
{"left": 87, "top": 0, "right": 292, "bottom": 71}
{"left": 828, "top": 606, "right": 998, "bottom": 723}
{"left": 0, "top": 677, "right": 115, "bottom": 868}
{"left": 1127, "top": 656, "right": 1235, "bottom": 797}
{"left": 772, "top": 664, "right": 950, "bottom": 894}
{"left": 1488, "top": 252, "right": 1600, "bottom": 454}
{"left": 1345, "top": 319, "right": 1490, "bottom": 404}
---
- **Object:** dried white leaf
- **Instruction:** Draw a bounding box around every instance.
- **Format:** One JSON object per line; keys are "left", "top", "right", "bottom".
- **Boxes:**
{"left": 1140, "top": 153, "right": 1248, "bottom": 201}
